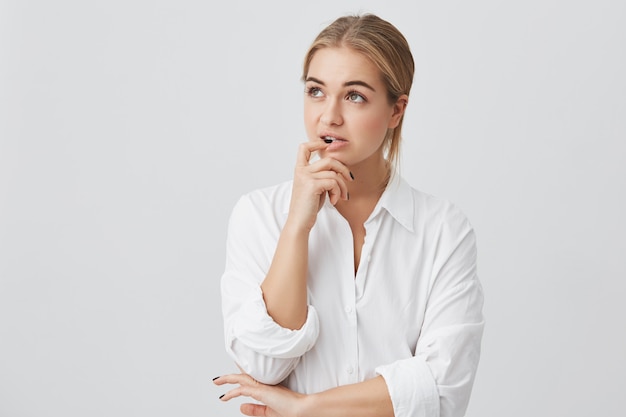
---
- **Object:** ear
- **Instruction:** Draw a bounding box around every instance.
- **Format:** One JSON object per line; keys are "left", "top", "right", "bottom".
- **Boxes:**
{"left": 388, "top": 94, "right": 408, "bottom": 129}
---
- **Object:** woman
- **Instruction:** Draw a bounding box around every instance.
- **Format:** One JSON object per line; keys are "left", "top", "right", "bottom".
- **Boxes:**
{"left": 214, "top": 13, "right": 484, "bottom": 417}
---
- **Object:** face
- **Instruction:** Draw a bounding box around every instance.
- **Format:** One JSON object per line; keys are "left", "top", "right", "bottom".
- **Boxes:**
{"left": 303, "top": 46, "right": 406, "bottom": 168}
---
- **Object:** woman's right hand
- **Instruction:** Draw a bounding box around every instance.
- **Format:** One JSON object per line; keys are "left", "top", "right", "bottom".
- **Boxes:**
{"left": 286, "top": 141, "right": 353, "bottom": 232}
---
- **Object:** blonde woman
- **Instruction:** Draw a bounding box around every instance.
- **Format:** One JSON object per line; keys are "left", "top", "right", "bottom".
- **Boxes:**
{"left": 215, "top": 13, "right": 484, "bottom": 417}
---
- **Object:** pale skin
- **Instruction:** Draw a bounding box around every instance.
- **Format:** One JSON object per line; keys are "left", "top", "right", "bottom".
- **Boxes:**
{"left": 215, "top": 46, "right": 408, "bottom": 416}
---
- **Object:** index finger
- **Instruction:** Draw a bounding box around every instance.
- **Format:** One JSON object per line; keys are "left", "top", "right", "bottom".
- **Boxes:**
{"left": 296, "top": 141, "right": 329, "bottom": 167}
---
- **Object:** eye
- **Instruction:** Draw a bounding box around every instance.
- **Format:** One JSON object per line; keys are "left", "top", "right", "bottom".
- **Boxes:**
{"left": 347, "top": 91, "right": 366, "bottom": 103}
{"left": 306, "top": 86, "right": 324, "bottom": 98}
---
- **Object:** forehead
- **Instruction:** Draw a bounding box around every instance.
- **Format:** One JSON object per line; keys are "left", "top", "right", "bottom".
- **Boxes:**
{"left": 307, "top": 47, "right": 382, "bottom": 85}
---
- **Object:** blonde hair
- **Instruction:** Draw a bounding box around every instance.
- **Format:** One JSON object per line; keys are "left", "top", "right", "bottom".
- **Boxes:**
{"left": 302, "top": 14, "right": 415, "bottom": 170}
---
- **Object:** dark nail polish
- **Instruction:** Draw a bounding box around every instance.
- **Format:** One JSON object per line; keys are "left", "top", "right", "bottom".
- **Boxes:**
{"left": 350, "top": 171, "right": 354, "bottom": 180}
{"left": 219, "top": 394, "right": 225, "bottom": 399}
{"left": 212, "top": 376, "right": 220, "bottom": 381}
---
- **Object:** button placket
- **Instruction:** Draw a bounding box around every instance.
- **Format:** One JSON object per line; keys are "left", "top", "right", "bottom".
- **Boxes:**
{"left": 355, "top": 216, "right": 381, "bottom": 300}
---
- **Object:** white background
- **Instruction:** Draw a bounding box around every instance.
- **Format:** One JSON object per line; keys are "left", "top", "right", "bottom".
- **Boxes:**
{"left": 1, "top": 0, "right": 625, "bottom": 416}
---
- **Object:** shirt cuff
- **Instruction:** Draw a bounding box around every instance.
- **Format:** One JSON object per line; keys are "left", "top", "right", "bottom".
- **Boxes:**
{"left": 228, "top": 296, "right": 319, "bottom": 359}
{"left": 375, "top": 357, "right": 440, "bottom": 417}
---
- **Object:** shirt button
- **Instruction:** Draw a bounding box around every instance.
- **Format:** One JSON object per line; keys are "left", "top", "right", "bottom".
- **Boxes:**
{"left": 346, "top": 365, "right": 354, "bottom": 374}
{"left": 345, "top": 306, "right": 353, "bottom": 313}
{"left": 367, "top": 255, "right": 372, "bottom": 262}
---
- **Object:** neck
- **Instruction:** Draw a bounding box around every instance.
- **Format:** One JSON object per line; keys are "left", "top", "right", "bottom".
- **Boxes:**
{"left": 346, "top": 154, "right": 390, "bottom": 199}
{"left": 334, "top": 153, "right": 390, "bottom": 229}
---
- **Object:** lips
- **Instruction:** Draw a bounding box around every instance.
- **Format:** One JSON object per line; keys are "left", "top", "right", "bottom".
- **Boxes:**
{"left": 321, "top": 134, "right": 347, "bottom": 144}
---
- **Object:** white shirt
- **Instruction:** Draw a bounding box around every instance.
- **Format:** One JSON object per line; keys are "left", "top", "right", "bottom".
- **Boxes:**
{"left": 220, "top": 174, "right": 485, "bottom": 417}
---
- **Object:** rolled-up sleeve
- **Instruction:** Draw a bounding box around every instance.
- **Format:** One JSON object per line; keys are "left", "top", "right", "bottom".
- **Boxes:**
{"left": 376, "top": 206, "right": 485, "bottom": 417}
{"left": 221, "top": 193, "right": 320, "bottom": 385}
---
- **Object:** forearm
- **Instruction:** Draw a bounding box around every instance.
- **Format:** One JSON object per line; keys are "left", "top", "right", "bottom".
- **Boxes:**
{"left": 216, "top": 374, "right": 394, "bottom": 417}
{"left": 261, "top": 221, "right": 310, "bottom": 330}
{"left": 302, "top": 376, "right": 394, "bottom": 417}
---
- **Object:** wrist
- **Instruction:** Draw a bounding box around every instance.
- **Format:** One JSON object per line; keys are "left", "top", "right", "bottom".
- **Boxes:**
{"left": 297, "top": 393, "right": 318, "bottom": 417}
{"left": 283, "top": 217, "right": 314, "bottom": 237}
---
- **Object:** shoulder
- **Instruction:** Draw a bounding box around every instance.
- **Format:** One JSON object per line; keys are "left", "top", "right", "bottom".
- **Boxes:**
{"left": 403, "top": 179, "right": 474, "bottom": 237}
{"left": 229, "top": 180, "right": 293, "bottom": 221}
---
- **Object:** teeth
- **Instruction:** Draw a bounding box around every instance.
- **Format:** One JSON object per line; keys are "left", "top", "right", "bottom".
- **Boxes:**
{"left": 323, "top": 136, "right": 336, "bottom": 143}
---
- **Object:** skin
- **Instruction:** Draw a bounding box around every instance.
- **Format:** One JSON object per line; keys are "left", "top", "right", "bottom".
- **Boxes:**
{"left": 216, "top": 46, "right": 408, "bottom": 416}
{"left": 214, "top": 373, "right": 393, "bottom": 417}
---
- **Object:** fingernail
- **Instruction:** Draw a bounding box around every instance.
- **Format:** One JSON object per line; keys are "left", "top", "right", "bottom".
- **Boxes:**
{"left": 350, "top": 171, "right": 355, "bottom": 180}
{"left": 212, "top": 376, "right": 220, "bottom": 381}
{"left": 219, "top": 394, "right": 225, "bottom": 400}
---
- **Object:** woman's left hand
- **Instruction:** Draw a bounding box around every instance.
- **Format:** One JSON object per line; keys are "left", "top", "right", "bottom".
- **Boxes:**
{"left": 214, "top": 373, "right": 308, "bottom": 417}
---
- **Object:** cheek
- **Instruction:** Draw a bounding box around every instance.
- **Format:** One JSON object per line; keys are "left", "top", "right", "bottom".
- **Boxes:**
{"left": 360, "top": 111, "right": 391, "bottom": 139}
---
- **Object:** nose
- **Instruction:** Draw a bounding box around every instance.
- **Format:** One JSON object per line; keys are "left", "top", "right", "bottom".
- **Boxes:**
{"left": 320, "top": 99, "right": 343, "bottom": 126}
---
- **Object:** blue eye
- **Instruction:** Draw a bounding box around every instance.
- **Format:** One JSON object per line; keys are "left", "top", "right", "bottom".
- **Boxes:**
{"left": 347, "top": 91, "right": 366, "bottom": 103}
{"left": 306, "top": 87, "right": 324, "bottom": 98}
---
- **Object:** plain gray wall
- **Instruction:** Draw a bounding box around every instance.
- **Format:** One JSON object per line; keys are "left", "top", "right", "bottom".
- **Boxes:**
{"left": 1, "top": 0, "right": 624, "bottom": 416}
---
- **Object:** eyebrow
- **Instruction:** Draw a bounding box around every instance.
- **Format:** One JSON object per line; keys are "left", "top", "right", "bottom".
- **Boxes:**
{"left": 305, "top": 76, "right": 376, "bottom": 92}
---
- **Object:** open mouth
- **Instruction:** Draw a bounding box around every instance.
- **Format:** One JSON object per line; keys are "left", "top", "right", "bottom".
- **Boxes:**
{"left": 322, "top": 136, "right": 346, "bottom": 144}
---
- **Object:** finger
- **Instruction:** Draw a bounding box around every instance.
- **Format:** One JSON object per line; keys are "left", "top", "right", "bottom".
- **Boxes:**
{"left": 213, "top": 373, "right": 254, "bottom": 385}
{"left": 296, "top": 141, "right": 329, "bottom": 167}
{"left": 240, "top": 403, "right": 268, "bottom": 417}
{"left": 317, "top": 178, "right": 344, "bottom": 205}
{"left": 328, "top": 186, "right": 342, "bottom": 206}
{"left": 307, "top": 157, "right": 354, "bottom": 182}
{"left": 311, "top": 171, "right": 349, "bottom": 201}
{"left": 220, "top": 384, "right": 262, "bottom": 402}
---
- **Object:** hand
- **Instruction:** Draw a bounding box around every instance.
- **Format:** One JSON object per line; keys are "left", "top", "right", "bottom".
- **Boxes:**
{"left": 287, "top": 141, "right": 353, "bottom": 232}
{"left": 214, "top": 373, "right": 308, "bottom": 417}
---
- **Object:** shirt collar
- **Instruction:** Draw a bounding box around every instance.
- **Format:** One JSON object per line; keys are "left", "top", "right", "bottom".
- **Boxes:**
{"left": 281, "top": 173, "right": 415, "bottom": 232}
{"left": 372, "top": 172, "right": 415, "bottom": 232}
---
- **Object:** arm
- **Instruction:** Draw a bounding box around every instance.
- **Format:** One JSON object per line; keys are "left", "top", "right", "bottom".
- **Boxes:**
{"left": 215, "top": 373, "right": 393, "bottom": 417}
{"left": 259, "top": 221, "right": 310, "bottom": 330}
{"left": 221, "top": 142, "right": 352, "bottom": 383}
{"left": 376, "top": 205, "right": 485, "bottom": 417}
{"left": 261, "top": 141, "right": 352, "bottom": 329}
{"left": 305, "top": 376, "right": 393, "bottom": 417}
{"left": 221, "top": 192, "right": 318, "bottom": 384}
{"left": 218, "top": 206, "right": 483, "bottom": 417}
